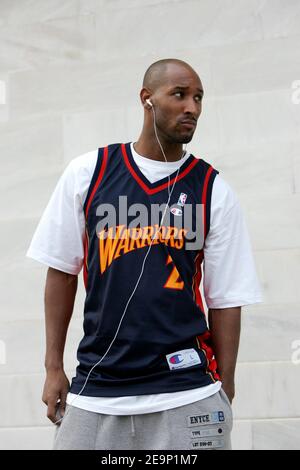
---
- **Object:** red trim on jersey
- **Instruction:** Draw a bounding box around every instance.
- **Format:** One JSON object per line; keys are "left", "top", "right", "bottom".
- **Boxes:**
{"left": 83, "top": 146, "right": 109, "bottom": 290}
{"left": 83, "top": 225, "right": 89, "bottom": 290}
{"left": 84, "top": 146, "right": 109, "bottom": 219}
{"left": 201, "top": 165, "right": 214, "bottom": 238}
{"left": 193, "top": 166, "right": 220, "bottom": 382}
{"left": 197, "top": 331, "right": 220, "bottom": 381}
{"left": 192, "top": 250, "right": 205, "bottom": 312}
{"left": 121, "top": 143, "right": 200, "bottom": 195}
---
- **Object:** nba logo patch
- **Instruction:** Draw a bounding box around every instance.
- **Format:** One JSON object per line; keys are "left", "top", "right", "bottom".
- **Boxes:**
{"left": 177, "top": 192, "right": 187, "bottom": 207}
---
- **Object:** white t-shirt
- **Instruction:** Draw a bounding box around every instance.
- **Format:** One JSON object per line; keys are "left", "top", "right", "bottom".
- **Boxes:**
{"left": 26, "top": 142, "right": 263, "bottom": 415}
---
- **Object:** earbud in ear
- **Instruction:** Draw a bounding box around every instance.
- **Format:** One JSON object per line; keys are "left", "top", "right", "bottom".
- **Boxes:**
{"left": 146, "top": 99, "right": 153, "bottom": 107}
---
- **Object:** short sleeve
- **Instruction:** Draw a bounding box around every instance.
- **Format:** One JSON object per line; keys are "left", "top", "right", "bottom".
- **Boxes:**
{"left": 203, "top": 175, "right": 263, "bottom": 309}
{"left": 26, "top": 150, "right": 97, "bottom": 275}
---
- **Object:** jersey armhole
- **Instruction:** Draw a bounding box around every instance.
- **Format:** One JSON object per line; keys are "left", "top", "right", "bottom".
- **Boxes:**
{"left": 83, "top": 146, "right": 109, "bottom": 220}
{"left": 202, "top": 166, "right": 219, "bottom": 240}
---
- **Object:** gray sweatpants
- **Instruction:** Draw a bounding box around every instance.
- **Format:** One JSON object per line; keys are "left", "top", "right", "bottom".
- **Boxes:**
{"left": 53, "top": 388, "right": 233, "bottom": 450}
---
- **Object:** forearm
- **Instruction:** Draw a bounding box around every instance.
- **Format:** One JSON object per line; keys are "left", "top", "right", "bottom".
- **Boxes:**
{"left": 44, "top": 267, "right": 78, "bottom": 371}
{"left": 208, "top": 306, "right": 241, "bottom": 390}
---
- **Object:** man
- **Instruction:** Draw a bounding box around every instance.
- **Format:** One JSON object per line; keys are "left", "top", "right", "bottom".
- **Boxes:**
{"left": 26, "top": 58, "right": 262, "bottom": 450}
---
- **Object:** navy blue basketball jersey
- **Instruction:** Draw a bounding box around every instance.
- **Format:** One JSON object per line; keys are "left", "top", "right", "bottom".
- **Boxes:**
{"left": 70, "top": 142, "right": 220, "bottom": 396}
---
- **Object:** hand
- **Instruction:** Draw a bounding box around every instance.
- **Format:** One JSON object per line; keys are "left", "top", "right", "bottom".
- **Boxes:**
{"left": 42, "top": 369, "right": 70, "bottom": 425}
{"left": 221, "top": 381, "right": 235, "bottom": 404}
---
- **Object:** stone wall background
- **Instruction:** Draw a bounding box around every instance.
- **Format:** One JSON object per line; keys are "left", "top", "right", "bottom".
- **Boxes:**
{"left": 0, "top": 0, "right": 299, "bottom": 450}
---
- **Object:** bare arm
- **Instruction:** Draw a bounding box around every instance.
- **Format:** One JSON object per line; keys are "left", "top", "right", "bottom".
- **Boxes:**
{"left": 208, "top": 306, "right": 241, "bottom": 403}
{"left": 42, "top": 267, "right": 78, "bottom": 423}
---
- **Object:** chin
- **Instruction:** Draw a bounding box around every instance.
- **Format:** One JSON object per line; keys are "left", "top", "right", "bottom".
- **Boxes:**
{"left": 167, "top": 130, "right": 194, "bottom": 144}
{"left": 179, "top": 134, "right": 194, "bottom": 144}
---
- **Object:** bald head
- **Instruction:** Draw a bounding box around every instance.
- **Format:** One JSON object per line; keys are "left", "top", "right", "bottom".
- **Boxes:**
{"left": 139, "top": 58, "right": 203, "bottom": 147}
{"left": 143, "top": 58, "right": 200, "bottom": 92}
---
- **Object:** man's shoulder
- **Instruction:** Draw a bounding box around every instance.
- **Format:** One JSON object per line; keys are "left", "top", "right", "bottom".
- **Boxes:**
{"left": 69, "top": 148, "right": 99, "bottom": 173}
{"left": 194, "top": 155, "right": 235, "bottom": 200}
{"left": 211, "top": 173, "right": 240, "bottom": 213}
{"left": 69, "top": 142, "right": 124, "bottom": 170}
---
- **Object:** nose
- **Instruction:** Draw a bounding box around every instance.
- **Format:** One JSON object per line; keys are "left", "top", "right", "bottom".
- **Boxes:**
{"left": 183, "top": 97, "right": 201, "bottom": 118}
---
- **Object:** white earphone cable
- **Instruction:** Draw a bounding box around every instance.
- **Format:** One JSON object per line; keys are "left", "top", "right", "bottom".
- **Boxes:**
{"left": 54, "top": 102, "right": 187, "bottom": 425}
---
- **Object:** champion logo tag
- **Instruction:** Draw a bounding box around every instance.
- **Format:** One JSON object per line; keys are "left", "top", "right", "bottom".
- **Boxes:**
{"left": 166, "top": 348, "right": 201, "bottom": 370}
{"left": 171, "top": 207, "right": 182, "bottom": 216}
{"left": 170, "top": 354, "right": 184, "bottom": 364}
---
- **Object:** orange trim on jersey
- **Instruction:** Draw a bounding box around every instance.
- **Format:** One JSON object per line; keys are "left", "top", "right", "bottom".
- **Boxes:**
{"left": 84, "top": 146, "right": 109, "bottom": 219}
{"left": 121, "top": 143, "right": 200, "bottom": 195}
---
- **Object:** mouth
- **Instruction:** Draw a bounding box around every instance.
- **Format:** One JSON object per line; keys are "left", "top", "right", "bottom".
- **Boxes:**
{"left": 180, "top": 120, "right": 196, "bottom": 129}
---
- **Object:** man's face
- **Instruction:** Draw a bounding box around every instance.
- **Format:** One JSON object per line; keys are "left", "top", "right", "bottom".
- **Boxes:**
{"left": 150, "top": 65, "right": 203, "bottom": 144}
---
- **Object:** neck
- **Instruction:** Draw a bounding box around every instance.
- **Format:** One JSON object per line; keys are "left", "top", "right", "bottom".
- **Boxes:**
{"left": 134, "top": 129, "right": 185, "bottom": 163}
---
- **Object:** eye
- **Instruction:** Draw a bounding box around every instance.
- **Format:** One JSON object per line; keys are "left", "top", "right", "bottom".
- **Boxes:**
{"left": 173, "top": 91, "right": 203, "bottom": 102}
